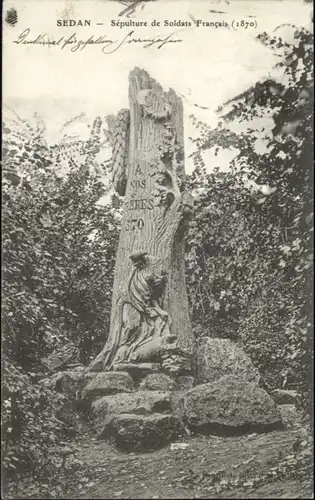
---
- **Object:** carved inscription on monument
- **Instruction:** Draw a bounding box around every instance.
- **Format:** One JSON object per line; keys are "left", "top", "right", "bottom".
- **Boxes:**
{"left": 124, "top": 164, "right": 154, "bottom": 231}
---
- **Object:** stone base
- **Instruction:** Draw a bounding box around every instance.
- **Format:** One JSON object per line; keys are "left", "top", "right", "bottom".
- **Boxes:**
{"left": 88, "top": 372, "right": 284, "bottom": 450}
{"left": 112, "top": 362, "right": 162, "bottom": 380}
{"left": 82, "top": 371, "right": 134, "bottom": 399}
{"left": 111, "top": 358, "right": 194, "bottom": 381}
{"left": 92, "top": 390, "right": 173, "bottom": 434}
{"left": 43, "top": 358, "right": 285, "bottom": 453}
{"left": 98, "top": 413, "right": 183, "bottom": 452}
{"left": 174, "top": 375, "right": 283, "bottom": 435}
{"left": 139, "top": 373, "right": 176, "bottom": 391}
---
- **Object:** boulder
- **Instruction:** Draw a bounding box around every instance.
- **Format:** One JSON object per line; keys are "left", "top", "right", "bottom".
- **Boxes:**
{"left": 139, "top": 373, "right": 175, "bottom": 391}
{"left": 92, "top": 391, "right": 172, "bottom": 432}
{"left": 195, "top": 337, "right": 260, "bottom": 385}
{"left": 98, "top": 413, "right": 183, "bottom": 451}
{"left": 270, "top": 389, "right": 300, "bottom": 405}
{"left": 40, "top": 369, "right": 94, "bottom": 398}
{"left": 175, "top": 375, "right": 282, "bottom": 435}
{"left": 82, "top": 371, "right": 134, "bottom": 399}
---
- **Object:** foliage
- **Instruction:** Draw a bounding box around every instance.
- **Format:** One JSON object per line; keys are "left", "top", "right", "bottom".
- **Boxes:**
{"left": 2, "top": 357, "right": 64, "bottom": 492}
{"left": 2, "top": 115, "right": 119, "bottom": 367}
{"left": 186, "top": 25, "right": 313, "bottom": 411}
{"left": 2, "top": 112, "right": 119, "bottom": 496}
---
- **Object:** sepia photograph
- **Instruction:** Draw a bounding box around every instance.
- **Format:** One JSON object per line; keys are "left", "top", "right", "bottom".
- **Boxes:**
{"left": 2, "top": 0, "right": 313, "bottom": 498}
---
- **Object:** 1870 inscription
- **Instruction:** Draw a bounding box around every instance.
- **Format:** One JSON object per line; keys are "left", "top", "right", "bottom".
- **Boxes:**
{"left": 124, "top": 165, "right": 152, "bottom": 230}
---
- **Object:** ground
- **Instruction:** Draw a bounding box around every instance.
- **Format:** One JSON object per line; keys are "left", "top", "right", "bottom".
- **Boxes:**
{"left": 62, "top": 426, "right": 313, "bottom": 499}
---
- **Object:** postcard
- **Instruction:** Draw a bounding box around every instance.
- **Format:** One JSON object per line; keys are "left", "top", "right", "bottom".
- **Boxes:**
{"left": 2, "top": 1, "right": 313, "bottom": 499}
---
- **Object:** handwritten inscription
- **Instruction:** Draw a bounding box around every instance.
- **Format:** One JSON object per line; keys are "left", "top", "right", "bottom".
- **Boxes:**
{"left": 13, "top": 29, "right": 182, "bottom": 54}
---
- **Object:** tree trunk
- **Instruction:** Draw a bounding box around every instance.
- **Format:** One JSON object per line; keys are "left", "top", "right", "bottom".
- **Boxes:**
{"left": 89, "top": 68, "right": 194, "bottom": 373}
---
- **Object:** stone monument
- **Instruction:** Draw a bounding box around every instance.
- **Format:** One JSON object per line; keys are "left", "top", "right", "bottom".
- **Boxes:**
{"left": 89, "top": 67, "right": 194, "bottom": 378}
{"left": 79, "top": 68, "right": 282, "bottom": 451}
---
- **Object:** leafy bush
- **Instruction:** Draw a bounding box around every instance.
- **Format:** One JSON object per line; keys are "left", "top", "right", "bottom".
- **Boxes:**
{"left": 186, "top": 26, "right": 313, "bottom": 414}
{"left": 2, "top": 112, "right": 119, "bottom": 496}
{"left": 2, "top": 115, "right": 119, "bottom": 368}
{"left": 1, "top": 358, "right": 65, "bottom": 484}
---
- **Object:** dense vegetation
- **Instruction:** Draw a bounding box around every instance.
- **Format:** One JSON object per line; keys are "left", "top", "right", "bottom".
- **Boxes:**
{"left": 1, "top": 25, "right": 313, "bottom": 498}
{"left": 2, "top": 114, "right": 120, "bottom": 496}
{"left": 186, "top": 26, "right": 313, "bottom": 407}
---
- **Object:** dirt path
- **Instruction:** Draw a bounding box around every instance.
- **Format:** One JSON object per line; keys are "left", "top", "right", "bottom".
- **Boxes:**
{"left": 63, "top": 427, "right": 312, "bottom": 499}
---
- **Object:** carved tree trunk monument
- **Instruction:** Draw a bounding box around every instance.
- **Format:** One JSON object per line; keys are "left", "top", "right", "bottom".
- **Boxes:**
{"left": 80, "top": 69, "right": 282, "bottom": 449}
{"left": 89, "top": 68, "right": 194, "bottom": 378}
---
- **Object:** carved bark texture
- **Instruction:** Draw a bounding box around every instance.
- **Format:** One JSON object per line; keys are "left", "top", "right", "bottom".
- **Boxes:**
{"left": 106, "top": 109, "right": 130, "bottom": 196}
{"left": 90, "top": 68, "right": 194, "bottom": 372}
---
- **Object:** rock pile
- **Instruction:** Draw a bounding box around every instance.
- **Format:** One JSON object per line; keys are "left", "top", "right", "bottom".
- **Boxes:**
{"left": 80, "top": 365, "right": 283, "bottom": 452}
{"left": 41, "top": 339, "right": 294, "bottom": 452}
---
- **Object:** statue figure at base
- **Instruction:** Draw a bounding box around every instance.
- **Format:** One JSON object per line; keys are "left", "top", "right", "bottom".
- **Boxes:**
{"left": 89, "top": 252, "right": 178, "bottom": 371}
